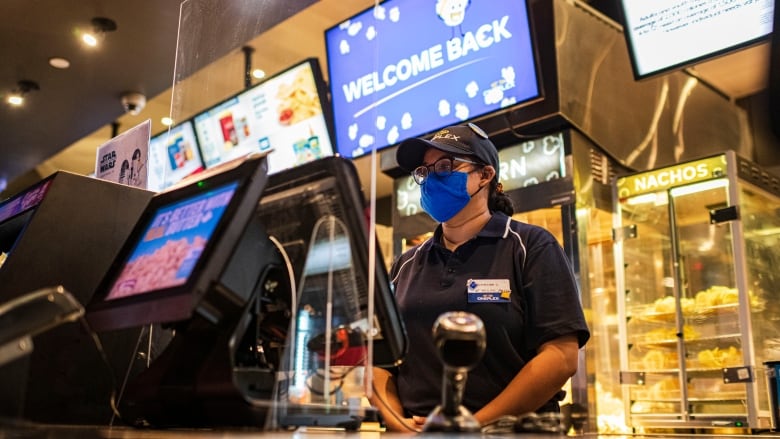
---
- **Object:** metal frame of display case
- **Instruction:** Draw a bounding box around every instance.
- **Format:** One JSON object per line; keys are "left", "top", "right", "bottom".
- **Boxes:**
{"left": 613, "top": 150, "right": 780, "bottom": 431}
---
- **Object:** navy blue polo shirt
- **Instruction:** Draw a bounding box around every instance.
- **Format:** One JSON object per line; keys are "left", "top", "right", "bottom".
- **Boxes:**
{"left": 389, "top": 211, "right": 590, "bottom": 417}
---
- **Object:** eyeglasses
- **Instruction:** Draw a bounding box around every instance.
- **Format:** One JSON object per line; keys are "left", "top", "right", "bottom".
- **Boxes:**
{"left": 412, "top": 156, "right": 483, "bottom": 185}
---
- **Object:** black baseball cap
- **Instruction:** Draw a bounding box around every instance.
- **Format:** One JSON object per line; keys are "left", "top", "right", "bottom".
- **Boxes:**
{"left": 396, "top": 123, "right": 499, "bottom": 176}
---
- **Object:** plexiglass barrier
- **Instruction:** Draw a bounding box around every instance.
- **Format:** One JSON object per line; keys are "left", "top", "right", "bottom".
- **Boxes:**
{"left": 0, "top": 286, "right": 83, "bottom": 367}
{"left": 167, "top": 0, "right": 386, "bottom": 429}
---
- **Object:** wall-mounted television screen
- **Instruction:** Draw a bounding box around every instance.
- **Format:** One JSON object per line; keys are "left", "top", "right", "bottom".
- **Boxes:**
{"left": 619, "top": 0, "right": 774, "bottom": 80}
{"left": 325, "top": 0, "right": 540, "bottom": 159}
{"left": 148, "top": 120, "right": 205, "bottom": 191}
{"left": 193, "top": 58, "right": 335, "bottom": 175}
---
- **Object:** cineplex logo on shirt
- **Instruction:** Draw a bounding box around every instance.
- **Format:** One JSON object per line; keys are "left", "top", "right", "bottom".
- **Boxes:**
{"left": 340, "top": 15, "right": 514, "bottom": 103}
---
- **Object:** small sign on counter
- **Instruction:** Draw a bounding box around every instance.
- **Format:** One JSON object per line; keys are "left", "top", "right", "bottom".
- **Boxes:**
{"left": 95, "top": 119, "right": 152, "bottom": 189}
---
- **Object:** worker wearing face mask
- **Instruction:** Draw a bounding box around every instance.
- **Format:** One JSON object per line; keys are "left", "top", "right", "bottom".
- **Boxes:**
{"left": 369, "top": 123, "right": 590, "bottom": 432}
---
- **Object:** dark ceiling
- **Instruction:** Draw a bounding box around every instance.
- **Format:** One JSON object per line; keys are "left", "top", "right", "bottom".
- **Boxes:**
{"left": 0, "top": 0, "right": 316, "bottom": 194}
{"left": 0, "top": 0, "right": 772, "bottom": 197}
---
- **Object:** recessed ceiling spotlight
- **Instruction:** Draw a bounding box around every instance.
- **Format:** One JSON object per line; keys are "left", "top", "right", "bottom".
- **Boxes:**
{"left": 252, "top": 69, "right": 266, "bottom": 80}
{"left": 81, "top": 17, "right": 117, "bottom": 48}
{"left": 49, "top": 57, "right": 71, "bottom": 69}
{"left": 161, "top": 117, "right": 174, "bottom": 126}
{"left": 6, "top": 80, "right": 40, "bottom": 107}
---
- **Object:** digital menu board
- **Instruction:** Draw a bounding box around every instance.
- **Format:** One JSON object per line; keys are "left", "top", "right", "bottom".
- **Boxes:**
{"left": 0, "top": 178, "right": 53, "bottom": 225}
{"left": 148, "top": 121, "right": 205, "bottom": 191}
{"left": 193, "top": 58, "right": 335, "bottom": 175}
{"left": 325, "top": 0, "right": 540, "bottom": 159}
{"left": 619, "top": 0, "right": 774, "bottom": 79}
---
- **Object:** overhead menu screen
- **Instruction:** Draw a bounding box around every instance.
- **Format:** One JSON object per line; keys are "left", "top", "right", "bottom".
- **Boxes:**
{"left": 620, "top": 0, "right": 774, "bottom": 79}
{"left": 148, "top": 121, "right": 204, "bottom": 190}
{"left": 0, "top": 178, "right": 52, "bottom": 224}
{"left": 325, "top": 0, "right": 540, "bottom": 159}
{"left": 105, "top": 181, "right": 238, "bottom": 300}
{"left": 193, "top": 59, "right": 334, "bottom": 175}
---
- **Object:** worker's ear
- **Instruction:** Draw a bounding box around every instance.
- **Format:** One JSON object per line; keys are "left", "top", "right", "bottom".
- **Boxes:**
{"left": 481, "top": 165, "right": 496, "bottom": 183}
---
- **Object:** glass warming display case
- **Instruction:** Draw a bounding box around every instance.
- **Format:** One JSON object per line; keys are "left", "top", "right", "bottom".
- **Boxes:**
{"left": 614, "top": 151, "right": 780, "bottom": 431}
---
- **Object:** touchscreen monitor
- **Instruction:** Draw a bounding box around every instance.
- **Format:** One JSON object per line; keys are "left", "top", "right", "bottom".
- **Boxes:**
{"left": 87, "top": 153, "right": 271, "bottom": 331}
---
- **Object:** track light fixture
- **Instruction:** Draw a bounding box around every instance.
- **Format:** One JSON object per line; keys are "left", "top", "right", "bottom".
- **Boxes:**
{"left": 6, "top": 80, "right": 40, "bottom": 107}
{"left": 81, "top": 17, "right": 117, "bottom": 47}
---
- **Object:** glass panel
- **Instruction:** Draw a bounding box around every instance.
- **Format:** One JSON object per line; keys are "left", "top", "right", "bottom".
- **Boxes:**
{"left": 0, "top": 286, "right": 83, "bottom": 366}
{"left": 618, "top": 189, "right": 682, "bottom": 416}
{"left": 739, "top": 183, "right": 780, "bottom": 416}
{"left": 669, "top": 179, "right": 747, "bottom": 418}
{"left": 580, "top": 206, "right": 628, "bottom": 433}
{"left": 277, "top": 215, "right": 368, "bottom": 416}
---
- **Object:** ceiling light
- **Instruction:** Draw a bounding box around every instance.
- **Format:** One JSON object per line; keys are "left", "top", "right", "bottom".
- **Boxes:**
{"left": 161, "top": 117, "right": 174, "bottom": 126}
{"left": 252, "top": 69, "right": 266, "bottom": 79}
{"left": 81, "top": 17, "right": 117, "bottom": 48}
{"left": 6, "top": 80, "right": 40, "bottom": 107}
{"left": 48, "top": 57, "right": 71, "bottom": 69}
{"left": 7, "top": 94, "right": 23, "bottom": 106}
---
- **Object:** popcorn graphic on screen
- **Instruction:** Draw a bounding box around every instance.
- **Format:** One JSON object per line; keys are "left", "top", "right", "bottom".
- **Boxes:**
{"left": 359, "top": 133, "right": 375, "bottom": 148}
{"left": 348, "top": 123, "right": 359, "bottom": 140}
{"left": 484, "top": 86, "right": 504, "bottom": 105}
{"left": 387, "top": 126, "right": 400, "bottom": 145}
{"left": 524, "top": 177, "right": 540, "bottom": 187}
{"left": 366, "top": 25, "right": 377, "bottom": 41}
{"left": 352, "top": 146, "right": 365, "bottom": 157}
{"left": 339, "top": 20, "right": 351, "bottom": 31}
{"left": 436, "top": 0, "right": 471, "bottom": 38}
{"left": 436, "top": 0, "right": 471, "bottom": 30}
{"left": 347, "top": 21, "right": 362, "bottom": 36}
{"left": 339, "top": 39, "right": 350, "bottom": 55}
{"left": 455, "top": 103, "right": 470, "bottom": 120}
{"left": 438, "top": 99, "right": 451, "bottom": 117}
{"left": 376, "top": 115, "right": 387, "bottom": 131}
{"left": 465, "top": 81, "right": 479, "bottom": 98}
{"left": 389, "top": 6, "right": 401, "bottom": 22}
{"left": 374, "top": 4, "right": 386, "bottom": 20}
{"left": 400, "top": 112, "right": 413, "bottom": 130}
{"left": 501, "top": 97, "right": 517, "bottom": 107}
{"left": 501, "top": 66, "right": 516, "bottom": 85}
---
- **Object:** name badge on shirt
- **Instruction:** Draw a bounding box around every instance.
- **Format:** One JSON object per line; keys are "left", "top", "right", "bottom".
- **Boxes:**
{"left": 467, "top": 279, "right": 511, "bottom": 303}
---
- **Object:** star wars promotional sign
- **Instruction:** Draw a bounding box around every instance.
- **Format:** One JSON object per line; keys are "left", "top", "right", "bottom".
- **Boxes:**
{"left": 95, "top": 119, "right": 152, "bottom": 190}
{"left": 325, "top": 0, "right": 540, "bottom": 159}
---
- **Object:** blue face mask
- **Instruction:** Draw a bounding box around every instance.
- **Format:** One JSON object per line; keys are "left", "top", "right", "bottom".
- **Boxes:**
{"left": 421, "top": 171, "right": 472, "bottom": 223}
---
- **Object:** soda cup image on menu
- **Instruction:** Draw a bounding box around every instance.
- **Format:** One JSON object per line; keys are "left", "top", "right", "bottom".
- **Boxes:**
{"left": 167, "top": 137, "right": 185, "bottom": 170}
{"left": 219, "top": 112, "right": 238, "bottom": 149}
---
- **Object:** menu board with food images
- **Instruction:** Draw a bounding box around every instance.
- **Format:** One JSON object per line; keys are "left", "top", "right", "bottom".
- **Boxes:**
{"left": 193, "top": 58, "right": 334, "bottom": 175}
{"left": 148, "top": 121, "right": 205, "bottom": 191}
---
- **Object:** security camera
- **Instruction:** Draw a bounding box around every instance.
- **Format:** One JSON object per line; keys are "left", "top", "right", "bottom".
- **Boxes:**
{"left": 120, "top": 92, "right": 146, "bottom": 115}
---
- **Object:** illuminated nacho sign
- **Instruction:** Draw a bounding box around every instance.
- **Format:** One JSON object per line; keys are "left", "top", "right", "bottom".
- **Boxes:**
{"left": 615, "top": 154, "right": 727, "bottom": 199}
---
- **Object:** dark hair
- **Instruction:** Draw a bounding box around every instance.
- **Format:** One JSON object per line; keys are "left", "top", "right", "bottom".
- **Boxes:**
{"left": 488, "top": 179, "right": 514, "bottom": 215}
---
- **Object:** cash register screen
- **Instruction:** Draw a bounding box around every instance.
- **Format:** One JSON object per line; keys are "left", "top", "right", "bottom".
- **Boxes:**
{"left": 87, "top": 154, "right": 271, "bottom": 332}
{"left": 105, "top": 181, "right": 239, "bottom": 300}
